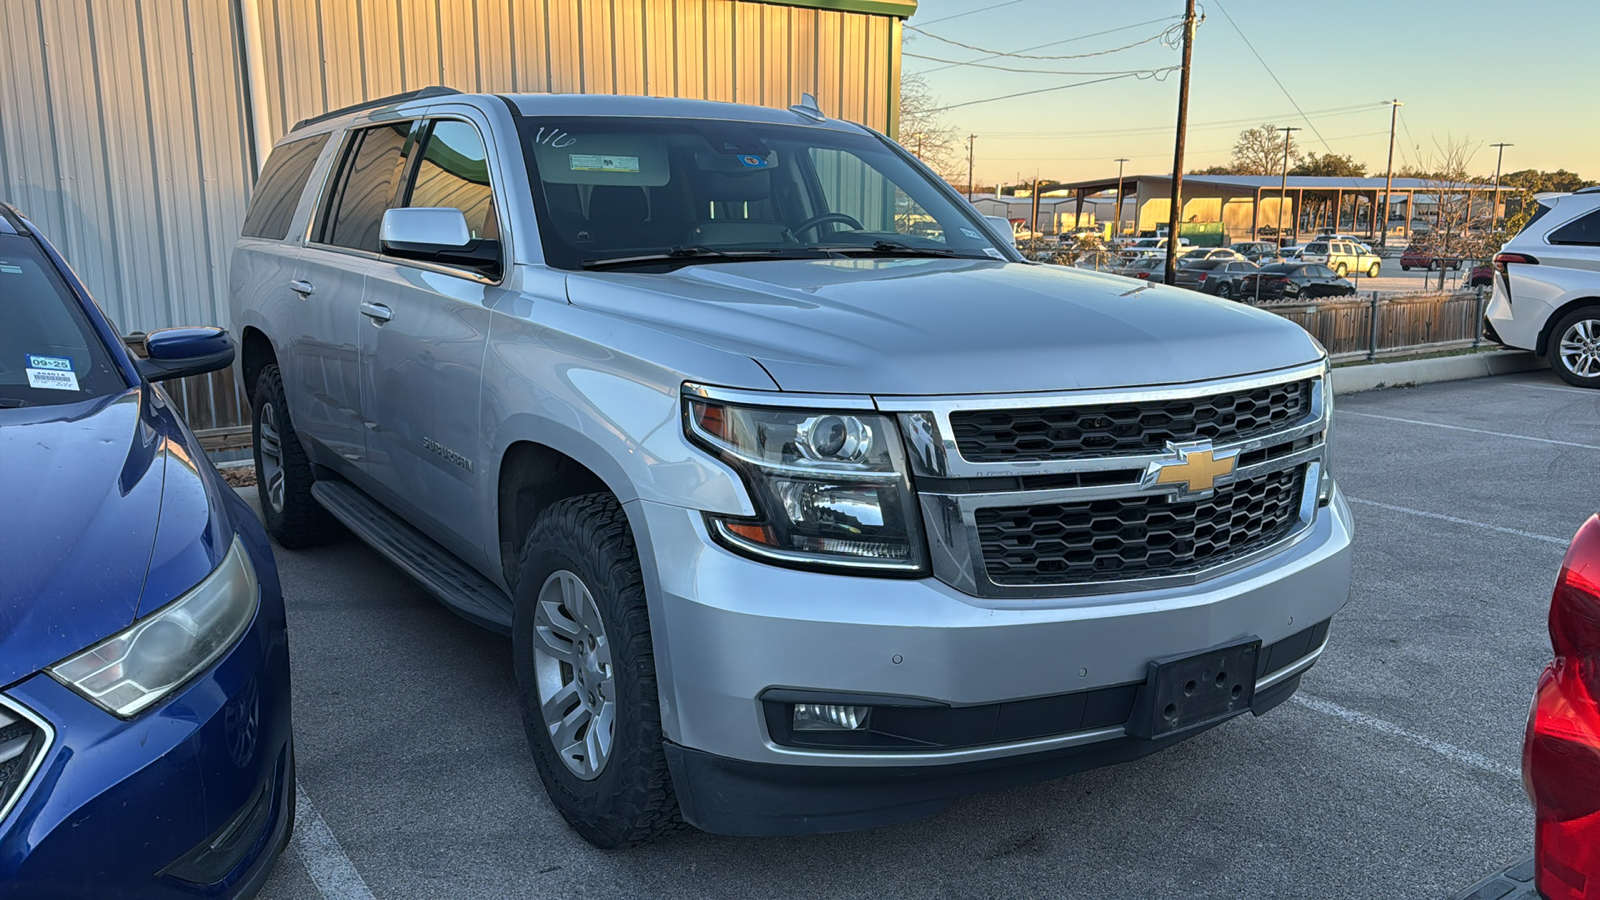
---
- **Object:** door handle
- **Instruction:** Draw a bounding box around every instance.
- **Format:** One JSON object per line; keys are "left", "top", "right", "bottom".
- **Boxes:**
{"left": 360, "top": 301, "right": 393, "bottom": 323}
{"left": 289, "top": 279, "right": 315, "bottom": 296}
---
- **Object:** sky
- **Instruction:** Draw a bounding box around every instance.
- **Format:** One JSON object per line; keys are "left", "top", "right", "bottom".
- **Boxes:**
{"left": 904, "top": 0, "right": 1600, "bottom": 188}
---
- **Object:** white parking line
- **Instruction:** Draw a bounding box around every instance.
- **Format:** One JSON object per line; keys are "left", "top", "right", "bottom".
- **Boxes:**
{"left": 293, "top": 782, "right": 376, "bottom": 900}
{"left": 1501, "top": 380, "right": 1600, "bottom": 398}
{"left": 1339, "top": 410, "right": 1600, "bottom": 450}
{"left": 1292, "top": 694, "right": 1521, "bottom": 783}
{"left": 1345, "top": 497, "right": 1570, "bottom": 546}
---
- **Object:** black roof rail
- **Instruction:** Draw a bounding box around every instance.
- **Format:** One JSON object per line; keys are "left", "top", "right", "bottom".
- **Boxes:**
{"left": 292, "top": 86, "right": 463, "bottom": 132}
{"left": 0, "top": 201, "right": 30, "bottom": 234}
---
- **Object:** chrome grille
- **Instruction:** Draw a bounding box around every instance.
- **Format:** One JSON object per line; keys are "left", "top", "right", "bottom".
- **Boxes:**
{"left": 975, "top": 467, "right": 1305, "bottom": 586}
{"left": 0, "top": 699, "right": 50, "bottom": 827}
{"left": 948, "top": 379, "right": 1313, "bottom": 462}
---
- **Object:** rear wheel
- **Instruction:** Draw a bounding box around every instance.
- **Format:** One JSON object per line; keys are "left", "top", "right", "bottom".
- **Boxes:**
{"left": 1548, "top": 307, "right": 1600, "bottom": 389}
{"left": 1217, "top": 282, "right": 1232, "bottom": 299}
{"left": 252, "top": 364, "right": 340, "bottom": 548}
{"left": 512, "top": 493, "right": 683, "bottom": 847}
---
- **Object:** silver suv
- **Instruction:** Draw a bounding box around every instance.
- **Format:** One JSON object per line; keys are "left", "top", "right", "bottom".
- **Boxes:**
{"left": 229, "top": 88, "right": 1354, "bottom": 846}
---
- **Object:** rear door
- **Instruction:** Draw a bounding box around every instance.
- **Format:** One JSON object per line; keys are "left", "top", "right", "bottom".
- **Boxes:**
{"left": 358, "top": 114, "right": 510, "bottom": 564}
{"left": 292, "top": 120, "right": 416, "bottom": 469}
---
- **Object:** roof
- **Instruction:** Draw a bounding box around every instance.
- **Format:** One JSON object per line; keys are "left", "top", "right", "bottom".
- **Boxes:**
{"left": 757, "top": 0, "right": 917, "bottom": 15}
{"left": 1056, "top": 173, "right": 1506, "bottom": 194}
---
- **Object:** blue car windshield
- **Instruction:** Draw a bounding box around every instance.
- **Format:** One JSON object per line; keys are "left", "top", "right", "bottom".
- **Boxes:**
{"left": 0, "top": 234, "right": 127, "bottom": 408}
{"left": 513, "top": 116, "right": 1005, "bottom": 270}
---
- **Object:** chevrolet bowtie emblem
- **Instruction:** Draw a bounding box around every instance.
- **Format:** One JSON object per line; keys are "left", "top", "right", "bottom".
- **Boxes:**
{"left": 1146, "top": 441, "right": 1238, "bottom": 495}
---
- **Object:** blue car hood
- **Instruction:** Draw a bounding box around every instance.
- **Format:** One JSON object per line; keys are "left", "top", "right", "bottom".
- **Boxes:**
{"left": 0, "top": 388, "right": 231, "bottom": 687}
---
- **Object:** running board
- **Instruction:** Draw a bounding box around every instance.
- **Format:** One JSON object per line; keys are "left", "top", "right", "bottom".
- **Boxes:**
{"left": 311, "top": 480, "right": 514, "bottom": 634}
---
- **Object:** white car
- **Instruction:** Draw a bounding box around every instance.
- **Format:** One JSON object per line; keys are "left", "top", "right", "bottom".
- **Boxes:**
{"left": 1485, "top": 188, "right": 1600, "bottom": 387}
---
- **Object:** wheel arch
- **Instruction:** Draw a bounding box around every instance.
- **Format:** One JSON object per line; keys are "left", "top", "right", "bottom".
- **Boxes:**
{"left": 1535, "top": 296, "right": 1600, "bottom": 358}
{"left": 239, "top": 326, "right": 277, "bottom": 404}
{"left": 496, "top": 440, "right": 618, "bottom": 589}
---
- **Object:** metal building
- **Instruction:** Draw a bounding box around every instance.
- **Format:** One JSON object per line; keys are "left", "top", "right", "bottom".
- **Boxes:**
{"left": 0, "top": 0, "right": 914, "bottom": 340}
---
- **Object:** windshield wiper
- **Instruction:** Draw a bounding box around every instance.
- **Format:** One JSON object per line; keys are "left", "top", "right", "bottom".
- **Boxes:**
{"left": 0, "top": 397, "right": 27, "bottom": 409}
{"left": 813, "top": 240, "right": 979, "bottom": 259}
{"left": 581, "top": 246, "right": 825, "bottom": 270}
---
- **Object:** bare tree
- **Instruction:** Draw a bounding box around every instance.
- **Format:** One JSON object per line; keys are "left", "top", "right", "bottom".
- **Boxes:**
{"left": 1418, "top": 137, "right": 1493, "bottom": 264}
{"left": 898, "top": 72, "right": 960, "bottom": 180}
{"left": 1231, "top": 123, "right": 1302, "bottom": 176}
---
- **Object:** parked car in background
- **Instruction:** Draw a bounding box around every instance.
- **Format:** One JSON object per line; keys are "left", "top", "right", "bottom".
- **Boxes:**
{"left": 1183, "top": 247, "right": 1244, "bottom": 262}
{"left": 1484, "top": 188, "right": 1600, "bottom": 387}
{"left": 1468, "top": 263, "right": 1493, "bottom": 287}
{"left": 1237, "top": 262, "right": 1356, "bottom": 301}
{"left": 1400, "top": 243, "right": 1463, "bottom": 271}
{"left": 1120, "top": 257, "right": 1170, "bottom": 282}
{"left": 1118, "top": 236, "right": 1192, "bottom": 264}
{"left": 1298, "top": 240, "right": 1381, "bottom": 278}
{"left": 1520, "top": 514, "right": 1600, "bottom": 897}
{"left": 1311, "top": 234, "right": 1371, "bottom": 250}
{"left": 0, "top": 203, "right": 292, "bottom": 896}
{"left": 1231, "top": 241, "right": 1281, "bottom": 262}
{"left": 231, "top": 90, "right": 1351, "bottom": 845}
{"left": 1193, "top": 260, "right": 1261, "bottom": 299}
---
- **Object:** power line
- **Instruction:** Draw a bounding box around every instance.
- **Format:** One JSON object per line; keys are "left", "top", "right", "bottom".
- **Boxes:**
{"left": 903, "top": 52, "right": 1180, "bottom": 77}
{"left": 930, "top": 71, "right": 1177, "bottom": 112}
{"left": 980, "top": 103, "right": 1384, "bottom": 139}
{"left": 905, "top": 21, "right": 1176, "bottom": 61}
{"left": 912, "top": 0, "right": 1030, "bottom": 27}
{"left": 914, "top": 15, "right": 1180, "bottom": 74}
{"left": 979, "top": 130, "right": 1391, "bottom": 163}
{"left": 1210, "top": 0, "right": 1334, "bottom": 155}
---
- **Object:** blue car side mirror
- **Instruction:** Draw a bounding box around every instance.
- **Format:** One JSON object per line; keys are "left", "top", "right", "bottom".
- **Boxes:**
{"left": 138, "top": 326, "right": 235, "bottom": 383}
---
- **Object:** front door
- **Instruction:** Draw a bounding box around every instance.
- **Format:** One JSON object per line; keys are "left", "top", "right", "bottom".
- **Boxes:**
{"left": 359, "top": 116, "right": 506, "bottom": 567}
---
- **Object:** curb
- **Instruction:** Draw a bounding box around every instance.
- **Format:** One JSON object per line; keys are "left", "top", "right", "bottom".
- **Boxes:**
{"left": 1332, "top": 350, "right": 1546, "bottom": 395}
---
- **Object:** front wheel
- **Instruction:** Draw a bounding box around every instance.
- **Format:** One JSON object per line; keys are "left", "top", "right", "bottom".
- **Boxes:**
{"left": 512, "top": 494, "right": 682, "bottom": 847}
{"left": 1334, "top": 263, "right": 1348, "bottom": 277}
{"left": 252, "top": 364, "right": 340, "bottom": 548}
{"left": 1367, "top": 263, "right": 1381, "bottom": 278}
{"left": 1548, "top": 307, "right": 1600, "bottom": 389}
{"left": 1217, "top": 283, "right": 1232, "bottom": 299}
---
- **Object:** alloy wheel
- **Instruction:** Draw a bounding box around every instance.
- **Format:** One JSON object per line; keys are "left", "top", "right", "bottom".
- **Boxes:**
{"left": 1559, "top": 319, "right": 1600, "bottom": 379}
{"left": 257, "top": 401, "right": 286, "bottom": 514}
{"left": 532, "top": 570, "right": 616, "bottom": 780}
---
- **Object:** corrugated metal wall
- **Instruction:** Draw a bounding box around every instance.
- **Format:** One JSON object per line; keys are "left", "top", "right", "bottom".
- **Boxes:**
{"left": 0, "top": 0, "right": 899, "bottom": 339}
{"left": 0, "top": 0, "right": 254, "bottom": 335}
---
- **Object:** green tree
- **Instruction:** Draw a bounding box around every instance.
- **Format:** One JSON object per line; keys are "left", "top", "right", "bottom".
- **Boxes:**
{"left": 1501, "top": 169, "right": 1595, "bottom": 193}
{"left": 1290, "top": 153, "right": 1368, "bottom": 178}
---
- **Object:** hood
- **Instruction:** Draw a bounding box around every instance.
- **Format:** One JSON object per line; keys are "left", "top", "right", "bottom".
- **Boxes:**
{"left": 0, "top": 388, "right": 230, "bottom": 687}
{"left": 564, "top": 258, "right": 1323, "bottom": 395}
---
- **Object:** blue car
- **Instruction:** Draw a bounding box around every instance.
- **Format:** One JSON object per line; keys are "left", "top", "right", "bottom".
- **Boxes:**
{"left": 0, "top": 204, "right": 292, "bottom": 897}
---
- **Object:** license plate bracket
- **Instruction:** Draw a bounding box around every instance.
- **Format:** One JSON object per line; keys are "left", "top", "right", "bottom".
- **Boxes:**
{"left": 1127, "top": 640, "right": 1261, "bottom": 739}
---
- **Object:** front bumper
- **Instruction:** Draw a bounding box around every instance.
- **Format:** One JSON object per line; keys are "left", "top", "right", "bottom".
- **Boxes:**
{"left": 633, "top": 487, "right": 1354, "bottom": 832}
{"left": 0, "top": 532, "right": 293, "bottom": 899}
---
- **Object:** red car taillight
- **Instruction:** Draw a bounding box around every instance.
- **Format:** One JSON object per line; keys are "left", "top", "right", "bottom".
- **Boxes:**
{"left": 1495, "top": 252, "right": 1539, "bottom": 273}
{"left": 1525, "top": 515, "right": 1600, "bottom": 899}
{"left": 1197, "top": 273, "right": 1209, "bottom": 282}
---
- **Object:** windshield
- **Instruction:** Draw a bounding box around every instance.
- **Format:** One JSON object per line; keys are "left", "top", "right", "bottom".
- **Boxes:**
{"left": 0, "top": 234, "right": 127, "bottom": 408}
{"left": 513, "top": 116, "right": 1005, "bottom": 269}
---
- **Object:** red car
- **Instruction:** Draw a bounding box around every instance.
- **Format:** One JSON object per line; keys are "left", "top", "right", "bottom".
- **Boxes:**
{"left": 1468, "top": 263, "right": 1493, "bottom": 287}
{"left": 1400, "top": 244, "right": 1464, "bottom": 271}
{"left": 1523, "top": 515, "right": 1600, "bottom": 898}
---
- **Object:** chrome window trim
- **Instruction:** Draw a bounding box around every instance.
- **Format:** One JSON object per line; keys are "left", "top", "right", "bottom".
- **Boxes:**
{"left": 0, "top": 695, "right": 54, "bottom": 830}
{"left": 878, "top": 361, "right": 1327, "bottom": 480}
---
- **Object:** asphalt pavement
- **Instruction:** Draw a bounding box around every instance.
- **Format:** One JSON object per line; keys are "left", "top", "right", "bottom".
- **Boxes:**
{"left": 252, "top": 369, "right": 1598, "bottom": 900}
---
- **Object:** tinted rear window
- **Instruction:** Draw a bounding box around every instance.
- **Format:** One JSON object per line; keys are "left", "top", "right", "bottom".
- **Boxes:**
{"left": 0, "top": 234, "right": 127, "bottom": 407}
{"left": 1549, "top": 208, "right": 1600, "bottom": 246}
{"left": 241, "top": 135, "right": 328, "bottom": 240}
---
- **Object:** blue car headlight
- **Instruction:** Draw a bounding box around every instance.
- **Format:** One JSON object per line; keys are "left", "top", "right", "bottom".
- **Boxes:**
{"left": 48, "top": 537, "right": 259, "bottom": 718}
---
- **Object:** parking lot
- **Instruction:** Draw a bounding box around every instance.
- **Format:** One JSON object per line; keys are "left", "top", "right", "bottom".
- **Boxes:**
{"left": 253, "top": 368, "right": 1595, "bottom": 900}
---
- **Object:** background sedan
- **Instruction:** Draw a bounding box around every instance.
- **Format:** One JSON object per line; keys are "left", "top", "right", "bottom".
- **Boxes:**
{"left": 1236, "top": 262, "right": 1356, "bottom": 301}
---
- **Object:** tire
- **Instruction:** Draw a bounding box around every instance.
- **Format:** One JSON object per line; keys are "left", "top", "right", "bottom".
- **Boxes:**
{"left": 1367, "top": 263, "right": 1381, "bottom": 278}
{"left": 1547, "top": 306, "right": 1600, "bottom": 389}
{"left": 512, "top": 493, "right": 683, "bottom": 848}
{"left": 1334, "top": 263, "right": 1348, "bottom": 278}
{"left": 251, "top": 364, "right": 340, "bottom": 548}
{"left": 1217, "top": 283, "right": 1232, "bottom": 299}
{"left": 1401, "top": 264, "right": 1411, "bottom": 272}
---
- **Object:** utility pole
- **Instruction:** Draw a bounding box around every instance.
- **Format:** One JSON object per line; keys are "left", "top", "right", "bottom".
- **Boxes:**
{"left": 1163, "top": 0, "right": 1198, "bottom": 285}
{"left": 1276, "top": 126, "right": 1301, "bottom": 246}
{"left": 1114, "top": 158, "right": 1129, "bottom": 238}
{"left": 966, "top": 134, "right": 976, "bottom": 200}
{"left": 1380, "top": 99, "right": 1403, "bottom": 248}
{"left": 1030, "top": 177, "right": 1041, "bottom": 245}
{"left": 1490, "top": 142, "right": 1513, "bottom": 230}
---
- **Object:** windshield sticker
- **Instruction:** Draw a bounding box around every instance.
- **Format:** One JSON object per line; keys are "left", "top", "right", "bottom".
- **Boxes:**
{"left": 982, "top": 248, "right": 1005, "bottom": 259}
{"left": 26, "top": 366, "right": 79, "bottom": 391}
{"left": 27, "top": 355, "right": 73, "bottom": 372}
{"left": 569, "top": 154, "right": 640, "bottom": 174}
{"left": 959, "top": 227, "right": 980, "bottom": 239}
{"left": 737, "top": 154, "right": 771, "bottom": 169}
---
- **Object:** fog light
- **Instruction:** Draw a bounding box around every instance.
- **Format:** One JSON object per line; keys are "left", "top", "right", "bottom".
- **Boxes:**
{"left": 793, "top": 703, "right": 870, "bottom": 732}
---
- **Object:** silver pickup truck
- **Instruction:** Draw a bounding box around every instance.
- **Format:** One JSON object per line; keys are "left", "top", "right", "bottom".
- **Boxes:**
{"left": 230, "top": 88, "right": 1353, "bottom": 846}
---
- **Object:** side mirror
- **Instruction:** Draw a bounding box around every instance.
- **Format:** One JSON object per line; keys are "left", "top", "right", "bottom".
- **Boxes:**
{"left": 983, "top": 215, "right": 1017, "bottom": 247}
{"left": 138, "top": 326, "right": 235, "bottom": 383}
{"left": 380, "top": 207, "right": 501, "bottom": 279}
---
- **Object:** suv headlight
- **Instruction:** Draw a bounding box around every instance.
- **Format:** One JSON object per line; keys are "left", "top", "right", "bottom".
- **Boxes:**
{"left": 49, "top": 537, "right": 259, "bottom": 717}
{"left": 685, "top": 395, "right": 928, "bottom": 573}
